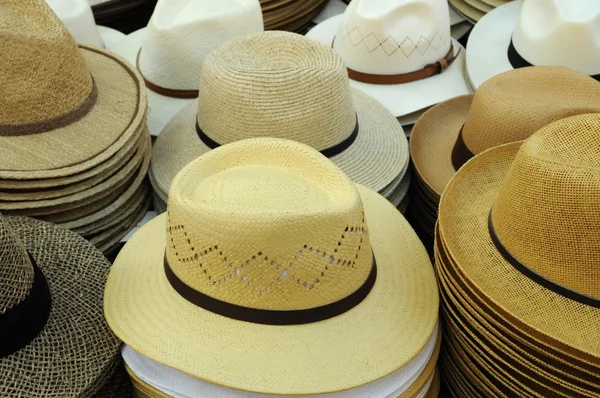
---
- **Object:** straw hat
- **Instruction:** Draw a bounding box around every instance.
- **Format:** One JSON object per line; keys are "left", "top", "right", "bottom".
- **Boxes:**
{"left": 111, "top": 0, "right": 263, "bottom": 136}
{"left": 151, "top": 31, "right": 408, "bottom": 199}
{"left": 306, "top": 0, "right": 471, "bottom": 119}
{"left": 0, "top": 215, "right": 123, "bottom": 396}
{"left": 105, "top": 137, "right": 438, "bottom": 395}
{"left": 261, "top": 0, "right": 328, "bottom": 33}
{"left": 467, "top": 0, "right": 600, "bottom": 89}
{"left": 438, "top": 113, "right": 600, "bottom": 375}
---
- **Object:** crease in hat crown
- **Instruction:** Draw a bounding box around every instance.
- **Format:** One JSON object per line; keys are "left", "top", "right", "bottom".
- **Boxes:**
{"left": 138, "top": 0, "right": 264, "bottom": 92}
{"left": 333, "top": 0, "right": 452, "bottom": 75}
{"left": 512, "top": 0, "right": 600, "bottom": 76}
{"left": 196, "top": 31, "right": 357, "bottom": 152}
{"left": 459, "top": 66, "right": 600, "bottom": 156}
{"left": 490, "top": 113, "right": 600, "bottom": 301}
{"left": 165, "top": 138, "right": 374, "bottom": 311}
{"left": 0, "top": 0, "right": 95, "bottom": 133}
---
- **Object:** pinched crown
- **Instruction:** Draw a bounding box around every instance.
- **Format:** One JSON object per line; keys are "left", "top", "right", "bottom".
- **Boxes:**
{"left": 165, "top": 139, "right": 374, "bottom": 311}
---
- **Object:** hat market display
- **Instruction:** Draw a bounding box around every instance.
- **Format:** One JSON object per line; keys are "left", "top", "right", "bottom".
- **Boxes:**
{"left": 90, "top": 0, "right": 158, "bottom": 34}
{"left": 150, "top": 31, "right": 410, "bottom": 212}
{"left": 435, "top": 113, "right": 600, "bottom": 396}
{"left": 260, "top": 0, "right": 328, "bottom": 33}
{"left": 0, "top": 214, "right": 131, "bottom": 396}
{"left": 408, "top": 66, "right": 600, "bottom": 240}
{"left": 110, "top": 0, "right": 264, "bottom": 137}
{"left": 306, "top": 0, "right": 472, "bottom": 129}
{"left": 105, "top": 137, "right": 439, "bottom": 395}
{"left": 449, "top": 0, "right": 514, "bottom": 24}
{"left": 467, "top": 0, "right": 600, "bottom": 90}
{"left": 0, "top": 0, "right": 151, "bottom": 255}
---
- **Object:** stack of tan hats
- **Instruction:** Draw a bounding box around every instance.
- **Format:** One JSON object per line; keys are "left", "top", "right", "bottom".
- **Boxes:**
{"left": 449, "top": 0, "right": 514, "bottom": 23}
{"left": 0, "top": 0, "right": 150, "bottom": 255}
{"left": 409, "top": 66, "right": 600, "bottom": 242}
{"left": 261, "top": 0, "right": 328, "bottom": 33}
{"left": 435, "top": 113, "right": 600, "bottom": 395}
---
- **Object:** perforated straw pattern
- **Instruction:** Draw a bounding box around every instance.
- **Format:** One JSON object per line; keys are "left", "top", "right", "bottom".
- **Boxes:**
{"left": 0, "top": 215, "right": 33, "bottom": 315}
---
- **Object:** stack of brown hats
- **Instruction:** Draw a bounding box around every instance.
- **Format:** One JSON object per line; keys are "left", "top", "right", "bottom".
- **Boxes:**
{"left": 435, "top": 113, "right": 600, "bottom": 396}
{"left": 409, "top": 66, "right": 600, "bottom": 244}
{"left": 449, "top": 0, "right": 514, "bottom": 23}
{"left": 261, "top": 0, "right": 328, "bottom": 33}
{"left": 0, "top": 0, "right": 151, "bottom": 255}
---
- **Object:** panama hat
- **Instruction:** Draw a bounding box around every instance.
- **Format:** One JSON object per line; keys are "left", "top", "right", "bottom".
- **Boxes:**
{"left": 105, "top": 137, "right": 439, "bottom": 395}
{"left": 0, "top": 214, "right": 127, "bottom": 396}
{"left": 467, "top": 0, "right": 600, "bottom": 90}
{"left": 151, "top": 31, "right": 408, "bottom": 201}
{"left": 306, "top": 0, "right": 471, "bottom": 120}
{"left": 111, "top": 0, "right": 263, "bottom": 136}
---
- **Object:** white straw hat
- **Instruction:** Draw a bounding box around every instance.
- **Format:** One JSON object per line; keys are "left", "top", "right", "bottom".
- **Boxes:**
{"left": 306, "top": 0, "right": 471, "bottom": 119}
{"left": 467, "top": 0, "right": 600, "bottom": 89}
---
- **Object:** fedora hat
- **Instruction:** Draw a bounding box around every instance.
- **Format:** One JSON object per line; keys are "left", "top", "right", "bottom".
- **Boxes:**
{"left": 306, "top": 0, "right": 471, "bottom": 120}
{"left": 436, "top": 113, "right": 600, "bottom": 392}
{"left": 150, "top": 31, "right": 409, "bottom": 201}
{"left": 111, "top": 0, "right": 264, "bottom": 136}
{"left": 0, "top": 214, "right": 124, "bottom": 396}
{"left": 467, "top": 0, "right": 600, "bottom": 89}
{"left": 105, "top": 138, "right": 439, "bottom": 395}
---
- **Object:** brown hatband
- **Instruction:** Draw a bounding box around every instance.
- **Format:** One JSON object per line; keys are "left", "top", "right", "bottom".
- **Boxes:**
{"left": 136, "top": 49, "right": 199, "bottom": 99}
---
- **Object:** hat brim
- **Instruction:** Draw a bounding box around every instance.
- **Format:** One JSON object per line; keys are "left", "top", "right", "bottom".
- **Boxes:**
{"left": 438, "top": 141, "right": 600, "bottom": 365}
{"left": 0, "top": 46, "right": 145, "bottom": 178}
{"left": 151, "top": 89, "right": 408, "bottom": 195}
{"left": 449, "top": 0, "right": 484, "bottom": 23}
{"left": 465, "top": 1, "right": 522, "bottom": 89}
{"left": 104, "top": 184, "right": 439, "bottom": 395}
{"left": 0, "top": 216, "right": 120, "bottom": 395}
{"left": 97, "top": 25, "right": 126, "bottom": 50}
{"left": 410, "top": 94, "right": 473, "bottom": 197}
{"left": 111, "top": 28, "right": 195, "bottom": 137}
{"left": 305, "top": 15, "right": 472, "bottom": 118}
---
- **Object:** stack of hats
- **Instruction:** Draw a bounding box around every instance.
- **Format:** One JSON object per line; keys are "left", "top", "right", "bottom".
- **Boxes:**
{"left": 90, "top": 0, "right": 157, "bottom": 34}
{"left": 105, "top": 137, "right": 441, "bottom": 398}
{"left": 0, "top": 0, "right": 151, "bottom": 255}
{"left": 409, "top": 66, "right": 600, "bottom": 244}
{"left": 466, "top": 0, "right": 600, "bottom": 90}
{"left": 435, "top": 113, "right": 600, "bottom": 395}
{"left": 260, "top": 0, "right": 328, "bottom": 33}
{"left": 150, "top": 32, "right": 411, "bottom": 214}
{"left": 306, "top": 0, "right": 472, "bottom": 135}
{"left": 449, "top": 0, "right": 514, "bottom": 23}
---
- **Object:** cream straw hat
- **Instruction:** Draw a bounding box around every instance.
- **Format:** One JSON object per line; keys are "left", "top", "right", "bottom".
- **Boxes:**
{"left": 467, "top": 0, "right": 600, "bottom": 89}
{"left": 306, "top": 0, "right": 471, "bottom": 119}
{"left": 151, "top": 31, "right": 408, "bottom": 199}
{"left": 105, "top": 137, "right": 438, "bottom": 395}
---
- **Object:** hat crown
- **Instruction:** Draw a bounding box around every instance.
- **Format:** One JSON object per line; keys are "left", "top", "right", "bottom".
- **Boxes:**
{"left": 0, "top": 0, "right": 94, "bottom": 128}
{"left": 492, "top": 113, "right": 600, "bottom": 300}
{"left": 138, "top": 0, "right": 263, "bottom": 91}
{"left": 197, "top": 32, "right": 357, "bottom": 151}
{"left": 165, "top": 138, "right": 374, "bottom": 311}
{"left": 462, "top": 66, "right": 600, "bottom": 155}
{"left": 0, "top": 216, "right": 35, "bottom": 316}
{"left": 513, "top": 0, "right": 600, "bottom": 76}
{"left": 333, "top": 0, "right": 452, "bottom": 75}
{"left": 45, "top": 0, "right": 103, "bottom": 47}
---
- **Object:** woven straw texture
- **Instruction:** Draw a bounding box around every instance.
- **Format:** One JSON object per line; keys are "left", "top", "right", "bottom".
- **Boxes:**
{"left": 0, "top": 215, "right": 121, "bottom": 397}
{"left": 105, "top": 138, "right": 438, "bottom": 395}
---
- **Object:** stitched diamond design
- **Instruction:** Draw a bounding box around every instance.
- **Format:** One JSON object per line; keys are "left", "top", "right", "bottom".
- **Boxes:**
{"left": 400, "top": 38, "right": 417, "bottom": 57}
{"left": 381, "top": 37, "right": 399, "bottom": 56}
{"left": 362, "top": 33, "right": 380, "bottom": 53}
{"left": 349, "top": 27, "right": 362, "bottom": 46}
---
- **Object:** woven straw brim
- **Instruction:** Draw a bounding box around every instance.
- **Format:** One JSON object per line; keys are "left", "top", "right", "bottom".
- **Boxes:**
{"left": 93, "top": 358, "right": 134, "bottom": 398}
{"left": 104, "top": 184, "right": 438, "bottom": 395}
{"left": 438, "top": 142, "right": 600, "bottom": 364}
{"left": 449, "top": 0, "right": 484, "bottom": 23}
{"left": 481, "top": 0, "right": 512, "bottom": 7}
{"left": 0, "top": 46, "right": 145, "bottom": 178}
{"left": 0, "top": 216, "right": 120, "bottom": 397}
{"left": 151, "top": 89, "right": 408, "bottom": 196}
{"left": 464, "top": 0, "right": 493, "bottom": 13}
{"left": 410, "top": 95, "right": 473, "bottom": 197}
{"left": 151, "top": 191, "right": 167, "bottom": 215}
{"left": 92, "top": 199, "right": 150, "bottom": 255}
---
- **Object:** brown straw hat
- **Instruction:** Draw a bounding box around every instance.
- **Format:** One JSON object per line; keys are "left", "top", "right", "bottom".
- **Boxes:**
{"left": 0, "top": 215, "right": 124, "bottom": 396}
{"left": 151, "top": 31, "right": 408, "bottom": 201}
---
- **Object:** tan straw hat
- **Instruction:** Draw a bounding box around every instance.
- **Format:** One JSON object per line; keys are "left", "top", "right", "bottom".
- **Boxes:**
{"left": 0, "top": 214, "right": 125, "bottom": 396}
{"left": 151, "top": 31, "right": 408, "bottom": 200}
{"left": 105, "top": 137, "right": 438, "bottom": 395}
{"left": 438, "top": 113, "right": 600, "bottom": 381}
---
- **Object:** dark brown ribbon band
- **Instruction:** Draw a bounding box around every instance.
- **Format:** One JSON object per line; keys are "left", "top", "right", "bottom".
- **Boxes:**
{"left": 164, "top": 255, "right": 377, "bottom": 325}
{"left": 0, "top": 79, "right": 97, "bottom": 136}
{"left": 488, "top": 209, "right": 600, "bottom": 308}
{"left": 507, "top": 39, "right": 600, "bottom": 82}
{"left": 0, "top": 253, "right": 52, "bottom": 358}
{"left": 451, "top": 126, "right": 474, "bottom": 170}
{"left": 136, "top": 49, "right": 199, "bottom": 98}
{"left": 196, "top": 114, "right": 360, "bottom": 158}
